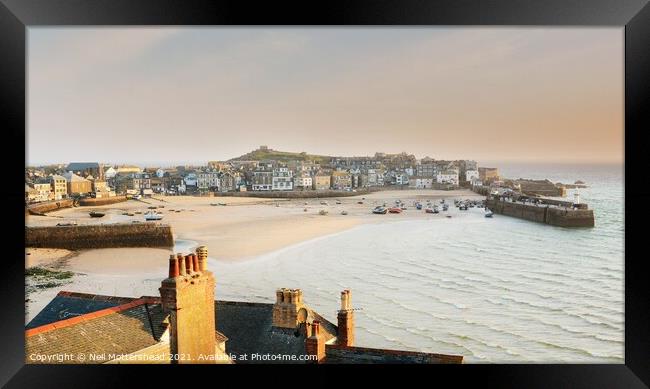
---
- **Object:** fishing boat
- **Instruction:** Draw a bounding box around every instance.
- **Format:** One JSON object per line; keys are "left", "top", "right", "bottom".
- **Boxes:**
{"left": 432, "top": 206, "right": 440, "bottom": 214}
{"left": 145, "top": 211, "right": 163, "bottom": 221}
{"left": 319, "top": 210, "right": 328, "bottom": 216}
{"left": 485, "top": 209, "right": 494, "bottom": 218}
{"left": 89, "top": 211, "right": 105, "bottom": 218}
{"left": 336, "top": 200, "right": 342, "bottom": 205}
{"left": 425, "top": 207, "right": 435, "bottom": 214}
{"left": 416, "top": 203, "right": 422, "bottom": 210}
{"left": 357, "top": 201, "right": 364, "bottom": 204}
{"left": 341, "top": 210, "right": 348, "bottom": 215}
{"left": 372, "top": 206, "right": 387, "bottom": 214}
{"left": 388, "top": 207, "right": 402, "bottom": 213}
{"left": 320, "top": 201, "right": 328, "bottom": 205}
{"left": 442, "top": 204, "right": 449, "bottom": 211}
{"left": 56, "top": 221, "right": 77, "bottom": 226}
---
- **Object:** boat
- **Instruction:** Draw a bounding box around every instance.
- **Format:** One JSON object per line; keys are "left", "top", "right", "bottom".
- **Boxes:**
{"left": 425, "top": 208, "right": 434, "bottom": 214}
{"left": 319, "top": 210, "right": 328, "bottom": 216}
{"left": 485, "top": 209, "right": 494, "bottom": 218}
{"left": 372, "top": 206, "right": 387, "bottom": 214}
{"left": 432, "top": 206, "right": 440, "bottom": 214}
{"left": 145, "top": 211, "right": 163, "bottom": 221}
{"left": 400, "top": 206, "right": 407, "bottom": 210}
{"left": 442, "top": 204, "right": 449, "bottom": 211}
{"left": 320, "top": 201, "right": 328, "bottom": 205}
{"left": 388, "top": 207, "right": 402, "bottom": 213}
{"left": 341, "top": 210, "right": 348, "bottom": 215}
{"left": 357, "top": 201, "right": 364, "bottom": 204}
{"left": 416, "top": 203, "right": 422, "bottom": 210}
{"left": 89, "top": 211, "right": 105, "bottom": 218}
{"left": 148, "top": 206, "right": 157, "bottom": 209}
{"left": 446, "top": 215, "right": 452, "bottom": 218}
{"left": 56, "top": 221, "right": 77, "bottom": 226}
{"left": 304, "top": 208, "right": 308, "bottom": 212}
{"left": 336, "top": 200, "right": 342, "bottom": 205}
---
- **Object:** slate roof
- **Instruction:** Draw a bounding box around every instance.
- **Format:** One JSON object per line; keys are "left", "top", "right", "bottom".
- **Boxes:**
{"left": 66, "top": 162, "right": 100, "bottom": 171}
{"left": 26, "top": 291, "right": 138, "bottom": 329}
{"left": 214, "top": 300, "right": 337, "bottom": 364}
{"left": 26, "top": 298, "right": 167, "bottom": 364}
{"left": 325, "top": 344, "right": 463, "bottom": 364}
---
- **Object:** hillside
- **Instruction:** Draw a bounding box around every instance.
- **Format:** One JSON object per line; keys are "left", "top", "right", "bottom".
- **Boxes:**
{"left": 229, "top": 147, "right": 332, "bottom": 164}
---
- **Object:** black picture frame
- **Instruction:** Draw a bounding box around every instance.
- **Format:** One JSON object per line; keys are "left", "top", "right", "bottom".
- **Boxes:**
{"left": 2, "top": 0, "right": 648, "bottom": 387}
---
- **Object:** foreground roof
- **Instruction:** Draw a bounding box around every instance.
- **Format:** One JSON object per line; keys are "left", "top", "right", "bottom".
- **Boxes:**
{"left": 215, "top": 300, "right": 337, "bottom": 364}
{"left": 26, "top": 297, "right": 167, "bottom": 363}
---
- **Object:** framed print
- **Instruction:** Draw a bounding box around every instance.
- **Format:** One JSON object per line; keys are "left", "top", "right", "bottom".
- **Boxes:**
{"left": 1, "top": 0, "right": 648, "bottom": 387}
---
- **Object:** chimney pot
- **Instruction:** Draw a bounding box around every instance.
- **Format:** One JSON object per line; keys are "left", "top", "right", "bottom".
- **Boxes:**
{"left": 169, "top": 254, "right": 179, "bottom": 278}
{"left": 178, "top": 253, "right": 186, "bottom": 276}
{"left": 192, "top": 254, "right": 199, "bottom": 273}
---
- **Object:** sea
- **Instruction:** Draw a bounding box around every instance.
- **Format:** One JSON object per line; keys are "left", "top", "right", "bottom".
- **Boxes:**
{"left": 195, "top": 162, "right": 624, "bottom": 363}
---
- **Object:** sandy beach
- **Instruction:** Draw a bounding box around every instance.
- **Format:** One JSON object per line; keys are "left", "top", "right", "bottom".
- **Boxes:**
{"left": 26, "top": 189, "right": 482, "bottom": 261}
{"left": 25, "top": 189, "right": 484, "bottom": 322}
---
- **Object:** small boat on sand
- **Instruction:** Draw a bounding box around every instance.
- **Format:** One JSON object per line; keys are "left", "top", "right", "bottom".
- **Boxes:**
{"left": 485, "top": 209, "right": 494, "bottom": 218}
{"left": 145, "top": 211, "right": 163, "bottom": 221}
{"left": 341, "top": 210, "right": 348, "bottom": 215}
{"left": 319, "top": 210, "right": 328, "bottom": 215}
{"left": 357, "top": 201, "right": 364, "bottom": 204}
{"left": 388, "top": 207, "right": 402, "bottom": 214}
{"left": 372, "top": 206, "right": 387, "bottom": 214}
{"left": 89, "top": 211, "right": 105, "bottom": 218}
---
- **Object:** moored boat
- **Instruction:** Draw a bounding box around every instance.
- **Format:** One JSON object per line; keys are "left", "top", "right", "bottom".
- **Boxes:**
{"left": 388, "top": 207, "right": 402, "bottom": 213}
{"left": 372, "top": 206, "right": 387, "bottom": 214}
{"left": 89, "top": 211, "right": 105, "bottom": 218}
{"left": 144, "top": 211, "right": 163, "bottom": 221}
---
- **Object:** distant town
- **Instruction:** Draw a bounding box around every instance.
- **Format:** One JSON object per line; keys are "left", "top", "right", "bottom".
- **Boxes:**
{"left": 26, "top": 145, "right": 582, "bottom": 204}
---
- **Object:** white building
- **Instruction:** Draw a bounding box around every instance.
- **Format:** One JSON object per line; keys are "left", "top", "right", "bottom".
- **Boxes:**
{"left": 294, "top": 172, "right": 312, "bottom": 189}
{"left": 197, "top": 171, "right": 220, "bottom": 191}
{"left": 396, "top": 173, "right": 410, "bottom": 185}
{"left": 409, "top": 177, "right": 434, "bottom": 189}
{"left": 436, "top": 170, "right": 459, "bottom": 185}
{"left": 465, "top": 170, "right": 479, "bottom": 183}
{"left": 104, "top": 167, "right": 117, "bottom": 179}
{"left": 183, "top": 173, "right": 197, "bottom": 187}
{"left": 272, "top": 167, "right": 293, "bottom": 191}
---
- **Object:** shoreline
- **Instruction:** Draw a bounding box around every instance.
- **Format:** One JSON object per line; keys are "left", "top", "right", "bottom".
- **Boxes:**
{"left": 24, "top": 189, "right": 485, "bottom": 322}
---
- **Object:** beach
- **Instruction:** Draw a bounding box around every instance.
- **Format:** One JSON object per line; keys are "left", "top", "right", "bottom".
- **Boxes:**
{"left": 26, "top": 189, "right": 482, "bottom": 261}
{"left": 25, "top": 189, "right": 482, "bottom": 321}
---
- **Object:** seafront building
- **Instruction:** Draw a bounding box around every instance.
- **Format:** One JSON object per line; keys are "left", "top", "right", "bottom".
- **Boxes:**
{"left": 25, "top": 148, "right": 512, "bottom": 201}
{"left": 25, "top": 246, "right": 464, "bottom": 364}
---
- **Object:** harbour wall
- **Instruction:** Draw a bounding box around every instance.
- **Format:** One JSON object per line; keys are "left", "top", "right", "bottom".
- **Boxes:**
{"left": 78, "top": 196, "right": 128, "bottom": 206}
{"left": 486, "top": 199, "right": 594, "bottom": 228}
{"left": 26, "top": 199, "right": 74, "bottom": 215}
{"left": 25, "top": 223, "right": 174, "bottom": 249}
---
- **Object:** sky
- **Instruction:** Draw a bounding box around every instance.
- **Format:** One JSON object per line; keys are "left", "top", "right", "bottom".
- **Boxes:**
{"left": 27, "top": 27, "right": 623, "bottom": 166}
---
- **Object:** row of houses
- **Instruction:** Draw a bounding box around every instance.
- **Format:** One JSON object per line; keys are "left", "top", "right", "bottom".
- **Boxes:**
{"left": 26, "top": 157, "right": 501, "bottom": 201}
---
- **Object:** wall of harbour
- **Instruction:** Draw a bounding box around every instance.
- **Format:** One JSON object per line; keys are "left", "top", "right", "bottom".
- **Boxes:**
{"left": 486, "top": 198, "right": 594, "bottom": 228}
{"left": 25, "top": 223, "right": 174, "bottom": 249}
{"left": 26, "top": 199, "right": 74, "bottom": 215}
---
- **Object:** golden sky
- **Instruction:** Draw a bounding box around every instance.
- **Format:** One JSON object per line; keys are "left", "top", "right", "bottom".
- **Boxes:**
{"left": 28, "top": 28, "right": 623, "bottom": 165}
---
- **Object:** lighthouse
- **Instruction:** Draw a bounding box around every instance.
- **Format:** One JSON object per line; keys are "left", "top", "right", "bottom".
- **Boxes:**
{"left": 573, "top": 190, "right": 581, "bottom": 206}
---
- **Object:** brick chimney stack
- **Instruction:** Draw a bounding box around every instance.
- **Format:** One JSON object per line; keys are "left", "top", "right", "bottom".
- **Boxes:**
{"left": 305, "top": 320, "right": 325, "bottom": 363}
{"left": 337, "top": 289, "right": 355, "bottom": 347}
{"left": 272, "top": 288, "right": 306, "bottom": 329}
{"left": 159, "top": 246, "right": 217, "bottom": 363}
